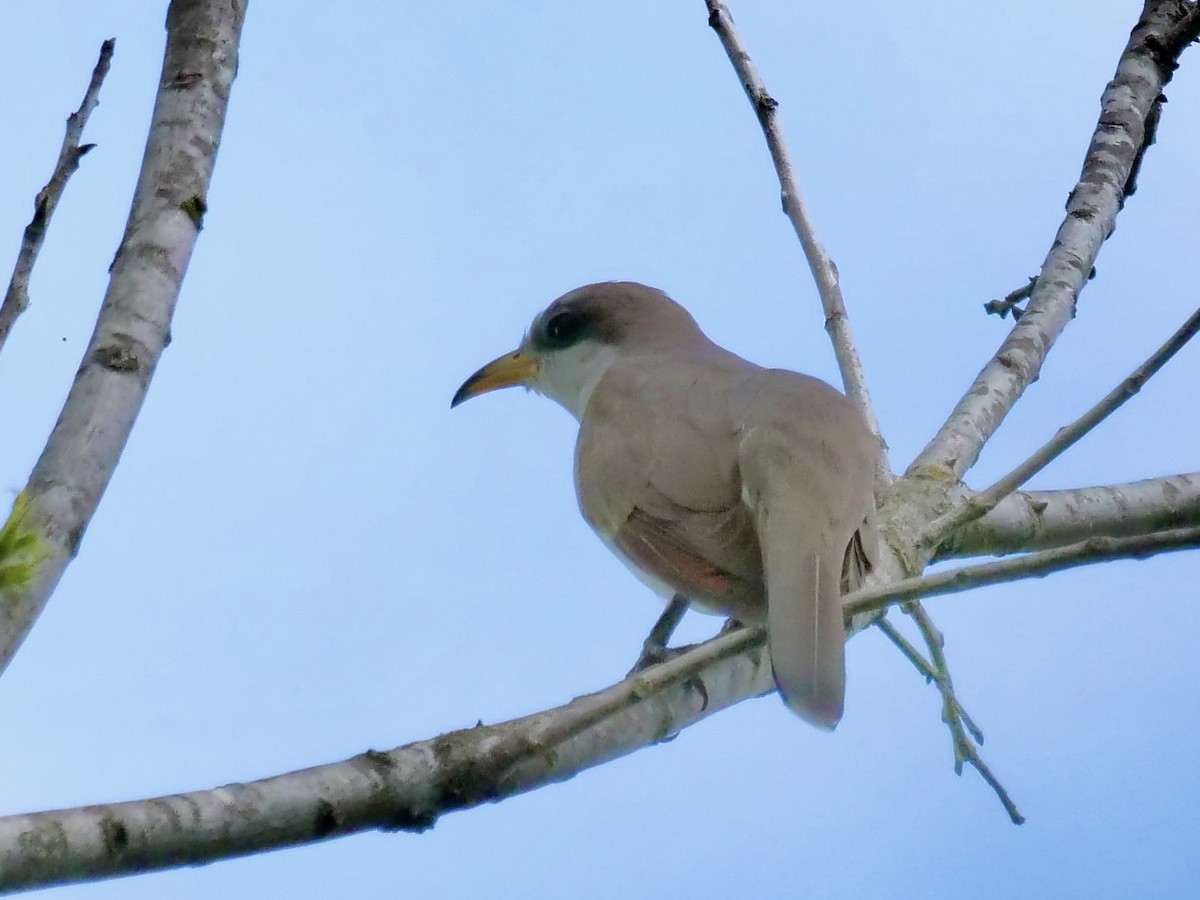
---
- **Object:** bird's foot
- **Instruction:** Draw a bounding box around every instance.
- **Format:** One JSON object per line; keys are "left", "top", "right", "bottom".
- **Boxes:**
{"left": 718, "top": 617, "right": 746, "bottom": 636}
{"left": 627, "top": 593, "right": 692, "bottom": 676}
{"left": 627, "top": 638, "right": 696, "bottom": 676}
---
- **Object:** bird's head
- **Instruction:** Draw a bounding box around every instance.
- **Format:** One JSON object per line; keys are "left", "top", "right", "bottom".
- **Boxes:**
{"left": 451, "top": 281, "right": 702, "bottom": 420}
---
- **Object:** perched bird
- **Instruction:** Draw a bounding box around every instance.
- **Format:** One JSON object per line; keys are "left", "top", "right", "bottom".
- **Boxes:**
{"left": 452, "top": 282, "right": 878, "bottom": 728}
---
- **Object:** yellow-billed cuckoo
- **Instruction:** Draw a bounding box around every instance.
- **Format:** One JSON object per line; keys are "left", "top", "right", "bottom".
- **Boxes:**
{"left": 452, "top": 282, "right": 878, "bottom": 729}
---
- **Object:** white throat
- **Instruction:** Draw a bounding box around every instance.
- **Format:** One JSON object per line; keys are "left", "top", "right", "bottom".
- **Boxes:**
{"left": 531, "top": 340, "right": 620, "bottom": 421}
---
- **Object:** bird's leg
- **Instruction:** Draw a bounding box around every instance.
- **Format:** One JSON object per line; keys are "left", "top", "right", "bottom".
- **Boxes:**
{"left": 717, "top": 617, "right": 746, "bottom": 636}
{"left": 627, "top": 594, "right": 691, "bottom": 674}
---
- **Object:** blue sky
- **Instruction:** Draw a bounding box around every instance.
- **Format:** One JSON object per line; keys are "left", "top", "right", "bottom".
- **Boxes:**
{"left": 1, "top": 2, "right": 1198, "bottom": 897}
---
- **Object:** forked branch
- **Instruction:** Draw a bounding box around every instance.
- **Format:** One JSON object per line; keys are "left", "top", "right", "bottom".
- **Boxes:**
{"left": 909, "top": 1, "right": 1199, "bottom": 481}
{"left": 924, "top": 304, "right": 1200, "bottom": 550}
{"left": 0, "top": 39, "right": 114, "bottom": 355}
{"left": 874, "top": 615, "right": 1023, "bottom": 823}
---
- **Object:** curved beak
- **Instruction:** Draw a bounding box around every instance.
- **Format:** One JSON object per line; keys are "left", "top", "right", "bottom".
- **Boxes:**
{"left": 451, "top": 349, "right": 540, "bottom": 408}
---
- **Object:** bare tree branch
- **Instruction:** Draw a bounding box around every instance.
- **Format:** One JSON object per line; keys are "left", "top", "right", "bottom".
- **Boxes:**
{"left": 0, "top": 625, "right": 774, "bottom": 892}
{"left": 873, "top": 612, "right": 1022, "bottom": 821}
{"left": 0, "top": 0, "right": 247, "bottom": 675}
{"left": 938, "top": 472, "right": 1200, "bottom": 559}
{"left": 983, "top": 276, "right": 1037, "bottom": 320}
{"left": 923, "top": 303, "right": 1200, "bottom": 549}
{"left": 874, "top": 617, "right": 985, "bottom": 743}
{"left": 703, "top": 0, "right": 885, "bottom": 470}
{"left": 908, "top": 1, "right": 1198, "bottom": 481}
{"left": 0, "top": 39, "right": 114, "bottom": 355}
{"left": 846, "top": 525, "right": 1200, "bottom": 618}
{"left": 886, "top": 603, "right": 1022, "bottom": 823}
{"left": 6, "top": 523, "right": 1196, "bottom": 888}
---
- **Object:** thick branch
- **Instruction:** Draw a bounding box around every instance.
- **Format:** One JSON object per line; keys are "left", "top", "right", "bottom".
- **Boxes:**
{"left": 4, "top": 525, "right": 1196, "bottom": 888}
{"left": 704, "top": 0, "right": 885, "bottom": 470}
{"left": 938, "top": 473, "right": 1200, "bottom": 558}
{"left": 0, "top": 40, "right": 114, "bottom": 355}
{"left": 0, "top": 629, "right": 774, "bottom": 892}
{"left": 908, "top": 1, "right": 1197, "bottom": 481}
{"left": 0, "top": 0, "right": 247, "bottom": 675}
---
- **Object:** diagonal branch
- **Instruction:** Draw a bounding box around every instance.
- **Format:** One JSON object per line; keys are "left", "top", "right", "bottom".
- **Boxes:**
{"left": 908, "top": 1, "right": 1198, "bottom": 482}
{"left": 703, "top": 0, "right": 885, "bottom": 469}
{"left": 0, "top": 628, "right": 776, "bottom": 891}
{"left": 923, "top": 303, "right": 1200, "bottom": 549}
{"left": 902, "top": 603, "right": 972, "bottom": 754}
{"left": 0, "top": 0, "right": 247, "bottom": 676}
{"left": 4, "top": 523, "right": 1196, "bottom": 888}
{"left": 0, "top": 39, "right": 115, "bottom": 356}
{"left": 874, "top": 617, "right": 984, "bottom": 743}
{"left": 894, "top": 602, "right": 1023, "bottom": 823}
{"left": 845, "top": 525, "right": 1200, "bottom": 618}
{"left": 939, "top": 472, "right": 1200, "bottom": 559}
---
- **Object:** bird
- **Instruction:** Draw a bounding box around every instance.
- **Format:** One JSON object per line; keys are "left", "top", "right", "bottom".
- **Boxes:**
{"left": 452, "top": 282, "right": 878, "bottom": 729}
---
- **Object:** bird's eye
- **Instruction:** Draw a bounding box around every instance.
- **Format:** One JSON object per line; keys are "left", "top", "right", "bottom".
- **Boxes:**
{"left": 542, "top": 311, "right": 585, "bottom": 348}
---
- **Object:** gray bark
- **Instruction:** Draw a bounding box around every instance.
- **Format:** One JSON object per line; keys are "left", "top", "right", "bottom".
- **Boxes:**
{"left": 0, "top": 0, "right": 247, "bottom": 674}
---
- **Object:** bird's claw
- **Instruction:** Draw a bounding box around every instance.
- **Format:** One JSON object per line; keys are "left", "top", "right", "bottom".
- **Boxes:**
{"left": 627, "top": 639, "right": 694, "bottom": 676}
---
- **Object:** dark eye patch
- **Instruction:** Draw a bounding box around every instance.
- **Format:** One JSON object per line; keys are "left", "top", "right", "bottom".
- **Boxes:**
{"left": 538, "top": 309, "right": 590, "bottom": 349}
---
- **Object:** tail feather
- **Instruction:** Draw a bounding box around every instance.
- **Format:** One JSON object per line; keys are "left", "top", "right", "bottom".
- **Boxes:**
{"left": 765, "top": 546, "right": 845, "bottom": 729}
{"left": 840, "top": 527, "right": 873, "bottom": 594}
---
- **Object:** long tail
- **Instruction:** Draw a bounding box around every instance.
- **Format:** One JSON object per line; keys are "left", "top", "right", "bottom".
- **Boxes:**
{"left": 765, "top": 545, "right": 845, "bottom": 729}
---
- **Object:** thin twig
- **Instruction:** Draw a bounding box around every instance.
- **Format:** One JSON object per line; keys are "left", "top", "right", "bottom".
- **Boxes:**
{"left": 844, "top": 525, "right": 1200, "bottom": 619}
{"left": 901, "top": 604, "right": 1021, "bottom": 826}
{"left": 908, "top": 2, "right": 1193, "bottom": 481}
{"left": 0, "top": 39, "right": 114, "bottom": 355}
{"left": 703, "top": 0, "right": 885, "bottom": 471}
{"left": 882, "top": 613, "right": 1028, "bottom": 825}
{"left": 874, "top": 616, "right": 984, "bottom": 743}
{"left": 898, "top": 601, "right": 1021, "bottom": 822}
{"left": 855, "top": 523, "right": 1200, "bottom": 826}
{"left": 982, "top": 276, "right": 1036, "bottom": 320}
{"left": 964, "top": 749, "right": 1026, "bottom": 825}
{"left": 903, "top": 603, "right": 978, "bottom": 765}
{"left": 923, "top": 305, "right": 1200, "bottom": 550}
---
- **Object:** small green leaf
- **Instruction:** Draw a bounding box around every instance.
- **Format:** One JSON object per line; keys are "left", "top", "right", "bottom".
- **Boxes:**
{"left": 0, "top": 491, "right": 50, "bottom": 593}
